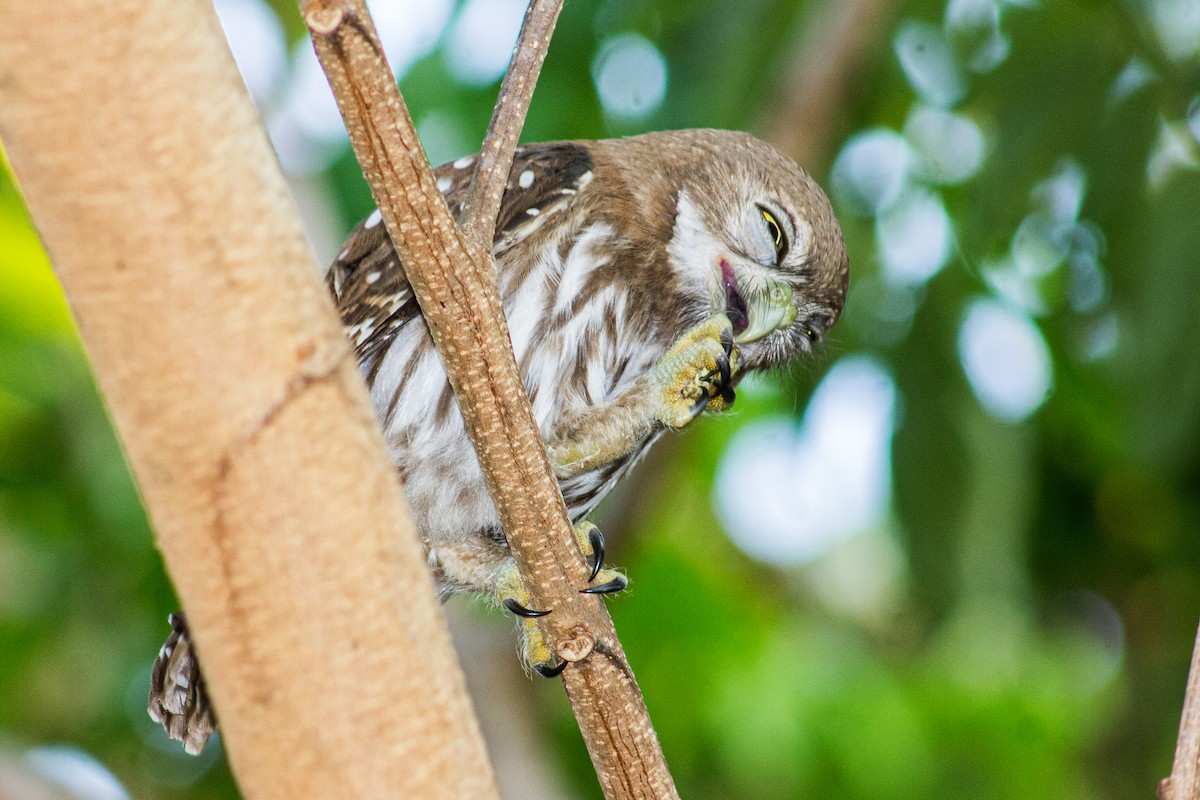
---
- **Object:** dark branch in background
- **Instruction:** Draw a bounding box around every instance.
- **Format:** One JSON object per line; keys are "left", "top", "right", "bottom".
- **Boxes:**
{"left": 1161, "top": 622, "right": 1200, "bottom": 800}
{"left": 299, "top": 1, "right": 680, "bottom": 797}
{"left": 763, "top": 0, "right": 898, "bottom": 167}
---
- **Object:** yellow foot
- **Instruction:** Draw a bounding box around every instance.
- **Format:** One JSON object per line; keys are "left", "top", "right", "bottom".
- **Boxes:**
{"left": 654, "top": 314, "right": 740, "bottom": 429}
{"left": 497, "top": 522, "right": 628, "bottom": 677}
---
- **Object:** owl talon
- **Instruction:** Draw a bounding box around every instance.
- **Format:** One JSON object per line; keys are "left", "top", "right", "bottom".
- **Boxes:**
{"left": 581, "top": 573, "right": 628, "bottom": 595}
{"left": 534, "top": 660, "right": 568, "bottom": 678}
{"left": 719, "top": 329, "right": 733, "bottom": 386}
{"left": 503, "top": 598, "right": 551, "bottom": 618}
{"left": 586, "top": 525, "right": 606, "bottom": 582}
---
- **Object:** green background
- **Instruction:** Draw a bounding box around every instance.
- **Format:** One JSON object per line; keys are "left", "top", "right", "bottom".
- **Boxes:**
{"left": 1, "top": 0, "right": 1198, "bottom": 797}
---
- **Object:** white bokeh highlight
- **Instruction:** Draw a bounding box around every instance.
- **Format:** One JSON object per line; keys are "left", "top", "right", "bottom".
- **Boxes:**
{"left": 944, "top": 0, "right": 1011, "bottom": 73}
{"left": 262, "top": 0, "right": 453, "bottom": 174}
{"left": 894, "top": 20, "right": 967, "bottom": 108}
{"left": 373, "top": 0, "right": 454, "bottom": 78}
{"left": 831, "top": 128, "right": 912, "bottom": 217}
{"left": 715, "top": 357, "right": 896, "bottom": 565}
{"left": 592, "top": 33, "right": 669, "bottom": 121}
{"left": 1146, "top": 0, "right": 1200, "bottom": 62}
{"left": 1109, "top": 58, "right": 1159, "bottom": 106}
{"left": 1033, "top": 159, "right": 1086, "bottom": 223}
{"left": 24, "top": 746, "right": 130, "bottom": 800}
{"left": 445, "top": 0, "right": 525, "bottom": 85}
{"left": 958, "top": 298, "right": 1053, "bottom": 422}
{"left": 268, "top": 42, "right": 350, "bottom": 173}
{"left": 877, "top": 188, "right": 954, "bottom": 285}
{"left": 1147, "top": 119, "right": 1200, "bottom": 190}
{"left": 904, "top": 105, "right": 986, "bottom": 185}
{"left": 214, "top": 0, "right": 286, "bottom": 107}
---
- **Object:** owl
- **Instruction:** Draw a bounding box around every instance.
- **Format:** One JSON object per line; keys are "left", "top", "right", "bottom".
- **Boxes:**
{"left": 149, "top": 128, "right": 849, "bottom": 754}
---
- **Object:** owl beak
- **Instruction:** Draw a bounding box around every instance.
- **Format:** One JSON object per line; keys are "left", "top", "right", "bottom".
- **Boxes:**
{"left": 731, "top": 277, "right": 797, "bottom": 345}
{"left": 720, "top": 260, "right": 798, "bottom": 344}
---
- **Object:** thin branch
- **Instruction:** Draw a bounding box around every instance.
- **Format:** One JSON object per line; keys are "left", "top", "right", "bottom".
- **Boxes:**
{"left": 300, "top": 2, "right": 679, "bottom": 798}
{"left": 1161, "top": 621, "right": 1200, "bottom": 800}
{"left": 0, "top": 1, "right": 499, "bottom": 797}
{"left": 458, "top": 0, "right": 564, "bottom": 249}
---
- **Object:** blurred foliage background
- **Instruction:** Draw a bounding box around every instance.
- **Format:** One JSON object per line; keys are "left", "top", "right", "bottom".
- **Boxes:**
{"left": 1, "top": 0, "right": 1199, "bottom": 797}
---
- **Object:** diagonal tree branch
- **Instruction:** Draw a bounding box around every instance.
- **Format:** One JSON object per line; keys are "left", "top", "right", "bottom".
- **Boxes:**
{"left": 458, "top": 0, "right": 564, "bottom": 249}
{"left": 1161, "top": 621, "right": 1200, "bottom": 800}
{"left": 299, "top": 1, "right": 679, "bottom": 797}
{"left": 0, "top": 1, "right": 499, "bottom": 797}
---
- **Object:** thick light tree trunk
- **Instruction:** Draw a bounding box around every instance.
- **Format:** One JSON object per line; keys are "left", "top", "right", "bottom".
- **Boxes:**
{"left": 0, "top": 3, "right": 500, "bottom": 798}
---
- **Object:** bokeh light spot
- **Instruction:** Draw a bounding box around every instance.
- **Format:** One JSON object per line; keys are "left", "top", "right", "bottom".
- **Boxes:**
{"left": 958, "top": 298, "right": 1053, "bottom": 422}
{"left": 1033, "top": 159, "right": 1086, "bottom": 223}
{"left": 1081, "top": 312, "right": 1119, "bottom": 361}
{"left": 445, "top": 0, "right": 525, "bottom": 85}
{"left": 1147, "top": 120, "right": 1200, "bottom": 190}
{"left": 372, "top": 0, "right": 453, "bottom": 79}
{"left": 944, "top": 0, "right": 1011, "bottom": 72}
{"left": 715, "top": 357, "right": 896, "bottom": 565}
{"left": 1109, "top": 58, "right": 1159, "bottom": 106}
{"left": 894, "top": 20, "right": 967, "bottom": 108}
{"left": 876, "top": 188, "right": 953, "bottom": 285}
{"left": 904, "top": 105, "right": 986, "bottom": 184}
{"left": 1010, "top": 213, "right": 1071, "bottom": 278}
{"left": 831, "top": 128, "right": 911, "bottom": 217}
{"left": 1067, "top": 252, "right": 1108, "bottom": 313}
{"left": 268, "top": 43, "right": 349, "bottom": 174}
{"left": 1146, "top": 0, "right": 1200, "bottom": 62}
{"left": 592, "top": 33, "right": 668, "bottom": 121}
{"left": 24, "top": 746, "right": 131, "bottom": 800}
{"left": 214, "top": 0, "right": 286, "bottom": 108}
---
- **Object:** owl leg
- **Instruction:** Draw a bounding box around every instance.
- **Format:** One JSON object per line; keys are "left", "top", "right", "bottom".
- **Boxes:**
{"left": 548, "top": 314, "right": 739, "bottom": 478}
{"left": 651, "top": 314, "right": 739, "bottom": 428}
{"left": 494, "top": 521, "right": 626, "bottom": 677}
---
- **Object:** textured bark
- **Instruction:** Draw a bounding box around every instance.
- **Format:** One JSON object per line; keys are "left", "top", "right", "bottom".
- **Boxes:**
{"left": 0, "top": 3, "right": 499, "bottom": 798}
{"left": 1161, "top": 622, "right": 1200, "bottom": 800}
{"left": 301, "top": 1, "right": 680, "bottom": 797}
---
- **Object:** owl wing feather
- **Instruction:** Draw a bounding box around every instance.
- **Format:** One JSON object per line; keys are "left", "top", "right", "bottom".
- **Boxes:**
{"left": 326, "top": 143, "right": 595, "bottom": 374}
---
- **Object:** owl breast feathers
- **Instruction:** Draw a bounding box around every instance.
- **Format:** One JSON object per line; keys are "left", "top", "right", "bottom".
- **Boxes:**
{"left": 326, "top": 128, "right": 847, "bottom": 598}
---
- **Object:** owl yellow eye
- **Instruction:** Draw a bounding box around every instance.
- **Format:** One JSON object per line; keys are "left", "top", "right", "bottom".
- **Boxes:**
{"left": 759, "top": 207, "right": 788, "bottom": 264}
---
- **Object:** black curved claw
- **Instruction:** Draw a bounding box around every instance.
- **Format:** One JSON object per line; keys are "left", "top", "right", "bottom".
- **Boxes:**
{"left": 581, "top": 574, "right": 628, "bottom": 595}
{"left": 721, "top": 385, "right": 736, "bottom": 406}
{"left": 719, "top": 327, "right": 734, "bottom": 379}
{"left": 690, "top": 392, "right": 712, "bottom": 417}
{"left": 587, "top": 526, "right": 606, "bottom": 583}
{"left": 534, "top": 660, "right": 567, "bottom": 678}
{"left": 503, "top": 598, "right": 551, "bottom": 618}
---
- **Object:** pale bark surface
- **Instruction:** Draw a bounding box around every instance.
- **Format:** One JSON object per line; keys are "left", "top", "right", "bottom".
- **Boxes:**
{"left": 0, "top": 3, "right": 499, "bottom": 798}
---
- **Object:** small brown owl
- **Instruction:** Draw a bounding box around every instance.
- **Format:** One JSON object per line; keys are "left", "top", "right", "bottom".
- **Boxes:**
{"left": 150, "top": 128, "right": 848, "bottom": 754}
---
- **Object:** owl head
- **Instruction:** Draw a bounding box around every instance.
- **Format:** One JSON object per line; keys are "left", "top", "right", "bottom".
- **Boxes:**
{"left": 605, "top": 129, "right": 849, "bottom": 372}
